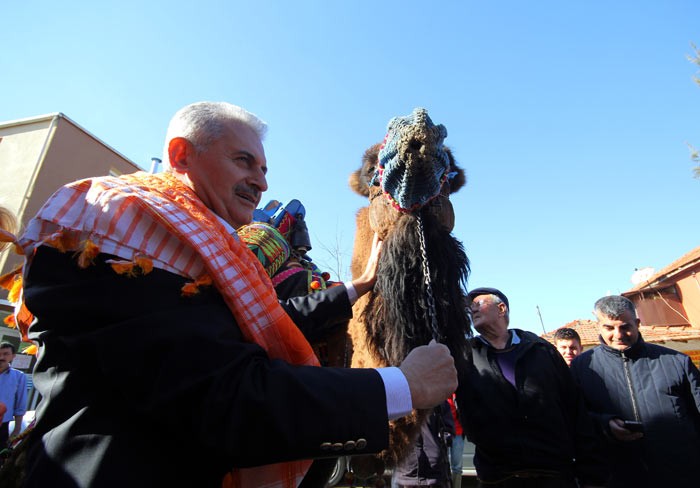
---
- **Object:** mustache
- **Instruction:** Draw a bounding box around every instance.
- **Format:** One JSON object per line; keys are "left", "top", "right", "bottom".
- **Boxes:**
{"left": 234, "top": 183, "right": 261, "bottom": 202}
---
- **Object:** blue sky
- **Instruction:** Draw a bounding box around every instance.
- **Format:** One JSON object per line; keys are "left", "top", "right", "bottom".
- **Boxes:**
{"left": 3, "top": 0, "right": 699, "bottom": 334}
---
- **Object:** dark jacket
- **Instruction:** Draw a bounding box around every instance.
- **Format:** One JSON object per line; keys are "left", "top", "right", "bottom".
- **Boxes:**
{"left": 19, "top": 247, "right": 389, "bottom": 488}
{"left": 570, "top": 335, "right": 700, "bottom": 487}
{"left": 459, "top": 329, "right": 607, "bottom": 485}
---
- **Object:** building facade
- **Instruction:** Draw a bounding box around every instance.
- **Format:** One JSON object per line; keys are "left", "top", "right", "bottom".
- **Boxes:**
{"left": 0, "top": 112, "right": 142, "bottom": 362}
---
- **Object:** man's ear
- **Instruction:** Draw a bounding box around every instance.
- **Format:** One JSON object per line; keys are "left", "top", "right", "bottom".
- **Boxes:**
{"left": 168, "top": 137, "right": 194, "bottom": 173}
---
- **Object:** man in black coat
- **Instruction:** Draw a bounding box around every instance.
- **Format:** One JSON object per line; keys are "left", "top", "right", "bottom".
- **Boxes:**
{"left": 460, "top": 287, "right": 607, "bottom": 488}
{"left": 571, "top": 295, "right": 700, "bottom": 488}
{"left": 9, "top": 101, "right": 458, "bottom": 488}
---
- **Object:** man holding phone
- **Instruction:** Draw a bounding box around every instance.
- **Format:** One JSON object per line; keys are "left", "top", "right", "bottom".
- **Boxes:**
{"left": 570, "top": 295, "right": 700, "bottom": 487}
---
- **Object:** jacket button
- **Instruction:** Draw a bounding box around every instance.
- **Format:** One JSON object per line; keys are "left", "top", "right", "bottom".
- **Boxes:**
{"left": 356, "top": 438, "right": 367, "bottom": 450}
{"left": 343, "top": 441, "right": 356, "bottom": 451}
{"left": 331, "top": 443, "right": 344, "bottom": 451}
{"left": 320, "top": 442, "right": 332, "bottom": 451}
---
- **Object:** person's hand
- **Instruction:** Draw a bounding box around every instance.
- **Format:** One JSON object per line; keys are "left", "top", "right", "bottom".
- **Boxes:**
{"left": 399, "top": 340, "right": 457, "bottom": 409}
{"left": 351, "top": 232, "right": 382, "bottom": 297}
{"left": 609, "top": 418, "right": 644, "bottom": 442}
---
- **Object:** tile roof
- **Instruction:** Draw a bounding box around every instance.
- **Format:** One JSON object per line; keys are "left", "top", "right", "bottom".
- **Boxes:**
{"left": 543, "top": 319, "right": 700, "bottom": 347}
{"left": 627, "top": 246, "right": 700, "bottom": 293}
{"left": 542, "top": 320, "right": 599, "bottom": 346}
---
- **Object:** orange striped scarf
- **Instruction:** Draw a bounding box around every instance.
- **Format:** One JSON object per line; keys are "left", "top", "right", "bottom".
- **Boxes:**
{"left": 19, "top": 171, "right": 316, "bottom": 487}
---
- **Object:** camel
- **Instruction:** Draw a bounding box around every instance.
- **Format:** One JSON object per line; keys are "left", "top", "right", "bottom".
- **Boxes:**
{"left": 347, "top": 108, "right": 472, "bottom": 472}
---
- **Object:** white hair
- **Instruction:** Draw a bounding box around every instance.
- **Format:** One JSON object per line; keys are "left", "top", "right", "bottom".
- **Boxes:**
{"left": 489, "top": 295, "right": 510, "bottom": 323}
{"left": 161, "top": 101, "right": 268, "bottom": 168}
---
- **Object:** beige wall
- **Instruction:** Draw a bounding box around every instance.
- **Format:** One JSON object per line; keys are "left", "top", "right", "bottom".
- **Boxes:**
{"left": 0, "top": 114, "right": 142, "bottom": 278}
{"left": 0, "top": 119, "right": 51, "bottom": 218}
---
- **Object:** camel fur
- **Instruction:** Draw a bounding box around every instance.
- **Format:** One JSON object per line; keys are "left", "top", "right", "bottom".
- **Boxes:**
{"left": 347, "top": 115, "right": 471, "bottom": 470}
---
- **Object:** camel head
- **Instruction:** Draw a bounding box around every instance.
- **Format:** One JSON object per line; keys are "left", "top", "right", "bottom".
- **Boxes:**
{"left": 349, "top": 108, "right": 466, "bottom": 239}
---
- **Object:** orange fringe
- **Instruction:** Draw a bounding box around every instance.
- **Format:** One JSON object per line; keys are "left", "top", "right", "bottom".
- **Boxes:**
{"left": 108, "top": 255, "right": 154, "bottom": 277}
{"left": 76, "top": 240, "right": 100, "bottom": 268}
{"left": 3, "top": 314, "right": 15, "bottom": 328}
{"left": 15, "top": 302, "right": 34, "bottom": 342}
{"left": 44, "top": 230, "right": 80, "bottom": 253}
{"left": 0, "top": 267, "right": 21, "bottom": 291}
{"left": 181, "top": 274, "right": 213, "bottom": 297}
{"left": 7, "top": 275, "right": 22, "bottom": 303}
{"left": 22, "top": 344, "right": 38, "bottom": 355}
{"left": 133, "top": 255, "right": 153, "bottom": 274}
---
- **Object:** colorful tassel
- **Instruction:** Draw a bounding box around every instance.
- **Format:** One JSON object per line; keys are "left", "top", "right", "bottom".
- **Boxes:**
{"left": 181, "top": 274, "right": 213, "bottom": 297}
{"left": 76, "top": 240, "right": 100, "bottom": 268}
{"left": 44, "top": 230, "right": 80, "bottom": 253}
{"left": 108, "top": 255, "right": 154, "bottom": 277}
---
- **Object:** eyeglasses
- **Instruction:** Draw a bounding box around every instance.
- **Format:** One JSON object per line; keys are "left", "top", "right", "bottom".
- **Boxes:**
{"left": 469, "top": 299, "right": 489, "bottom": 311}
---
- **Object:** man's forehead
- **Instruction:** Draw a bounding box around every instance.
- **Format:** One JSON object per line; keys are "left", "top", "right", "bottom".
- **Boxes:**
{"left": 472, "top": 294, "right": 494, "bottom": 302}
{"left": 596, "top": 313, "right": 633, "bottom": 325}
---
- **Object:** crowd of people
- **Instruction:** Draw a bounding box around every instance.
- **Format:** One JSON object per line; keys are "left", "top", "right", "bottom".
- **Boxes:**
{"left": 0, "top": 101, "right": 699, "bottom": 488}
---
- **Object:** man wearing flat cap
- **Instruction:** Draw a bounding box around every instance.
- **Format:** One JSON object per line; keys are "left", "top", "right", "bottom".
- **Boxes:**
{"left": 459, "top": 287, "right": 607, "bottom": 487}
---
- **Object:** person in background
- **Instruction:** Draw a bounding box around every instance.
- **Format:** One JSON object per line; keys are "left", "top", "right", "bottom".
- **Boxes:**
{"left": 447, "top": 393, "right": 464, "bottom": 488}
{"left": 11, "top": 101, "right": 458, "bottom": 488}
{"left": 553, "top": 328, "right": 583, "bottom": 366}
{"left": 391, "top": 400, "right": 454, "bottom": 487}
{"left": 460, "top": 287, "right": 606, "bottom": 488}
{"left": 570, "top": 295, "right": 700, "bottom": 488}
{"left": 0, "top": 343, "right": 27, "bottom": 449}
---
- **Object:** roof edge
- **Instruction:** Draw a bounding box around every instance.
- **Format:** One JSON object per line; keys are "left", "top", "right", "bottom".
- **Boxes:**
{"left": 0, "top": 113, "right": 141, "bottom": 170}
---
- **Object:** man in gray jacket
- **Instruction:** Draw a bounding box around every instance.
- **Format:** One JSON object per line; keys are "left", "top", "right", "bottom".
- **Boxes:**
{"left": 571, "top": 295, "right": 700, "bottom": 488}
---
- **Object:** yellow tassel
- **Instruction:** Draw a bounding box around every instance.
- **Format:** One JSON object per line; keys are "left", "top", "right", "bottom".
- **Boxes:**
{"left": 3, "top": 314, "right": 15, "bottom": 328}
{"left": 181, "top": 282, "right": 199, "bottom": 297}
{"left": 108, "top": 255, "right": 154, "bottom": 277}
{"left": 0, "top": 267, "right": 21, "bottom": 292}
{"left": 133, "top": 255, "right": 153, "bottom": 275}
{"left": 77, "top": 240, "right": 100, "bottom": 268}
{"left": 181, "top": 274, "right": 213, "bottom": 297}
{"left": 22, "top": 344, "right": 38, "bottom": 355}
{"left": 7, "top": 275, "right": 22, "bottom": 303}
{"left": 110, "top": 261, "right": 136, "bottom": 276}
{"left": 45, "top": 231, "right": 80, "bottom": 253}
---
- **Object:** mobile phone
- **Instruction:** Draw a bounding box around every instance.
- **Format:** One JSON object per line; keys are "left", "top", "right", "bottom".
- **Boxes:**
{"left": 622, "top": 420, "right": 643, "bottom": 432}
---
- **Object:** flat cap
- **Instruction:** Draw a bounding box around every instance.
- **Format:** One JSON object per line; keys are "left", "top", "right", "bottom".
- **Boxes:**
{"left": 466, "top": 287, "right": 509, "bottom": 310}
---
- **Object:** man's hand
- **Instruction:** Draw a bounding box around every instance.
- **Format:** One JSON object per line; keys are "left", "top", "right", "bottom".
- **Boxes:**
{"left": 609, "top": 418, "right": 644, "bottom": 442}
{"left": 351, "top": 232, "right": 382, "bottom": 297}
{"left": 399, "top": 340, "right": 457, "bottom": 409}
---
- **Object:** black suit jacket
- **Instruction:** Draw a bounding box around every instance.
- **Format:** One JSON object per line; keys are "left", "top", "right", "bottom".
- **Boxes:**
{"left": 21, "top": 246, "right": 388, "bottom": 487}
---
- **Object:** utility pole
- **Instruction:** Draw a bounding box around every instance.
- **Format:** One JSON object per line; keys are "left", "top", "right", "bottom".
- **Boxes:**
{"left": 536, "top": 305, "right": 546, "bottom": 334}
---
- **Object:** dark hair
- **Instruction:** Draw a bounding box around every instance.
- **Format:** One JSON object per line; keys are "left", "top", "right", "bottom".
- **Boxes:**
{"left": 0, "top": 342, "right": 16, "bottom": 354}
{"left": 594, "top": 295, "right": 636, "bottom": 320}
{"left": 553, "top": 328, "right": 581, "bottom": 344}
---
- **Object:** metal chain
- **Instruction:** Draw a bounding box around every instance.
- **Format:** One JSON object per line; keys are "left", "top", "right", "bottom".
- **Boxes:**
{"left": 416, "top": 214, "right": 441, "bottom": 342}
{"left": 416, "top": 214, "right": 452, "bottom": 487}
